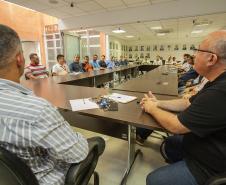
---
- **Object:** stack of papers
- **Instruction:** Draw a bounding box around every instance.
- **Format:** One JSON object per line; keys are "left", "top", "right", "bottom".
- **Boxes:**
{"left": 105, "top": 93, "right": 137, "bottom": 103}
{"left": 69, "top": 98, "right": 99, "bottom": 111}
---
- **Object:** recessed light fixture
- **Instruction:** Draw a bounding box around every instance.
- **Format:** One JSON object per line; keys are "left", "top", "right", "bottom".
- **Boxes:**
{"left": 112, "top": 28, "right": 126, "bottom": 33}
{"left": 75, "top": 29, "right": 93, "bottom": 33}
{"left": 157, "top": 33, "right": 166, "bottom": 36}
{"left": 151, "top": 26, "right": 162, "bottom": 30}
{"left": 191, "top": 30, "right": 203, "bottom": 34}
{"left": 81, "top": 35, "right": 100, "bottom": 38}
{"left": 126, "top": 35, "right": 134, "bottom": 38}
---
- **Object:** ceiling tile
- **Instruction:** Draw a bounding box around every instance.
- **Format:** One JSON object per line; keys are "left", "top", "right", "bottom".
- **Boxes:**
{"left": 76, "top": 1, "right": 103, "bottom": 11}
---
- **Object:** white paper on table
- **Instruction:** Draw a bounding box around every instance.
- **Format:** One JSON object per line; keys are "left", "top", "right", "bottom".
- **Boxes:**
{"left": 105, "top": 93, "right": 137, "bottom": 103}
{"left": 69, "top": 98, "right": 99, "bottom": 111}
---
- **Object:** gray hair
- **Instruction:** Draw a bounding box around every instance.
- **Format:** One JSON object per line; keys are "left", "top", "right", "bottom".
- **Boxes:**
{"left": 0, "top": 24, "right": 21, "bottom": 69}
{"left": 213, "top": 39, "right": 226, "bottom": 62}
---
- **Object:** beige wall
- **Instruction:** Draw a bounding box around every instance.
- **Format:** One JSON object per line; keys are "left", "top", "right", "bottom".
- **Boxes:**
{"left": 0, "top": 1, "right": 58, "bottom": 66}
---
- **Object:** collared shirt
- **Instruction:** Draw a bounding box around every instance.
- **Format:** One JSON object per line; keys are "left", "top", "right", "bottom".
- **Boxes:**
{"left": 25, "top": 64, "right": 48, "bottom": 79}
{"left": 69, "top": 61, "right": 83, "bottom": 73}
{"left": 0, "top": 78, "right": 88, "bottom": 185}
{"left": 52, "top": 63, "right": 70, "bottom": 76}
{"left": 90, "top": 60, "right": 100, "bottom": 69}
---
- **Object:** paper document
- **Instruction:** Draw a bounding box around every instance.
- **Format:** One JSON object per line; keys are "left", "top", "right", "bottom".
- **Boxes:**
{"left": 105, "top": 93, "right": 137, "bottom": 103}
{"left": 69, "top": 98, "right": 99, "bottom": 111}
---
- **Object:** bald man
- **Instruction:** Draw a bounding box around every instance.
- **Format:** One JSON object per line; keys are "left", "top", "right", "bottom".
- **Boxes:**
{"left": 142, "top": 31, "right": 226, "bottom": 185}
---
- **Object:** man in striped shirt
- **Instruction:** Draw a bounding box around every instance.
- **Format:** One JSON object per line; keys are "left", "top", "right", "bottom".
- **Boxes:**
{"left": 25, "top": 53, "right": 49, "bottom": 79}
{"left": 0, "top": 24, "right": 104, "bottom": 185}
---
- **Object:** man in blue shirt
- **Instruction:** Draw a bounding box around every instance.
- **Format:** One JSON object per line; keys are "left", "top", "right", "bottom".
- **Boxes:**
{"left": 90, "top": 54, "right": 100, "bottom": 69}
{"left": 69, "top": 55, "right": 83, "bottom": 73}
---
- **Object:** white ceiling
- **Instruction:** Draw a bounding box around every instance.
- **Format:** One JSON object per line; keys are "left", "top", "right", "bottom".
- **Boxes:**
{"left": 94, "top": 12, "right": 226, "bottom": 41}
{"left": 5, "top": 0, "right": 177, "bottom": 18}
{"left": 4, "top": 0, "right": 226, "bottom": 41}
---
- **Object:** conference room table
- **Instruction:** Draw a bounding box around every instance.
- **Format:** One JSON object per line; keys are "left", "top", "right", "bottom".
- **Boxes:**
{"left": 114, "top": 65, "right": 178, "bottom": 96}
{"left": 51, "top": 64, "right": 140, "bottom": 87}
{"left": 20, "top": 64, "right": 178, "bottom": 185}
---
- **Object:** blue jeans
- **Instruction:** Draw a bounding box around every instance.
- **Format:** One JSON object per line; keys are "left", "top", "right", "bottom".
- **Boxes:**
{"left": 146, "top": 135, "right": 198, "bottom": 185}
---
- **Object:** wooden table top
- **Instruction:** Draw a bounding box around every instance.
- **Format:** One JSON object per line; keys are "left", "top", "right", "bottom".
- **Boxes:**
{"left": 21, "top": 78, "right": 175, "bottom": 131}
{"left": 114, "top": 65, "right": 178, "bottom": 96}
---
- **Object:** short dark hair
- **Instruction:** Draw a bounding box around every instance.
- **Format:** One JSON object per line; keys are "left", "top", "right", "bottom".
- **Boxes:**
{"left": 183, "top": 53, "right": 190, "bottom": 58}
{"left": 93, "top": 54, "right": 98, "bottom": 57}
{"left": 0, "top": 24, "right": 21, "bottom": 68}
{"left": 57, "top": 54, "right": 64, "bottom": 61}
{"left": 29, "top": 53, "right": 38, "bottom": 60}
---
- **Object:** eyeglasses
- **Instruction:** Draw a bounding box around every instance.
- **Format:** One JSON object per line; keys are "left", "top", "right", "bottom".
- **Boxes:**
{"left": 192, "top": 48, "right": 216, "bottom": 55}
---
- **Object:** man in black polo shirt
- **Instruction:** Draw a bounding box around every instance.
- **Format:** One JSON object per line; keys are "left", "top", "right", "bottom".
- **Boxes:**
{"left": 141, "top": 30, "right": 226, "bottom": 185}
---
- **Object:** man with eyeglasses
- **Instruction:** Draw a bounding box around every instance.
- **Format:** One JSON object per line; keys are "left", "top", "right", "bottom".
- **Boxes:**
{"left": 142, "top": 30, "right": 226, "bottom": 185}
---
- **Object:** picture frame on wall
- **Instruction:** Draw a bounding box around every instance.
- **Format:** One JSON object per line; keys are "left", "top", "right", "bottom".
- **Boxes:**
{"left": 112, "top": 43, "right": 115, "bottom": 50}
{"left": 110, "top": 42, "right": 112, "bottom": 50}
{"left": 140, "top": 53, "right": 144, "bottom": 58}
{"left": 167, "top": 45, "right": 171, "bottom": 51}
{"left": 116, "top": 43, "right": 118, "bottom": 50}
{"left": 153, "top": 45, "right": 158, "bottom": 51}
{"left": 129, "top": 53, "right": 132, "bottom": 59}
{"left": 140, "top": 46, "right": 144, "bottom": 51}
{"left": 135, "top": 46, "right": 138, "bottom": 51}
{"left": 160, "top": 45, "right": 164, "bottom": 51}
{"left": 174, "top": 44, "right": 179, "bottom": 51}
{"left": 125, "top": 45, "right": 128, "bottom": 51}
{"left": 182, "top": 44, "right": 187, "bottom": 50}
{"left": 190, "top": 44, "right": 195, "bottom": 50}
{"left": 146, "top": 46, "right": 151, "bottom": 51}
{"left": 146, "top": 53, "right": 150, "bottom": 58}
{"left": 129, "top": 46, "right": 132, "bottom": 51}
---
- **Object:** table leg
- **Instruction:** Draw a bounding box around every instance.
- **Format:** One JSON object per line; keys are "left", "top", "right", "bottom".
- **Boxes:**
{"left": 120, "top": 125, "right": 142, "bottom": 185}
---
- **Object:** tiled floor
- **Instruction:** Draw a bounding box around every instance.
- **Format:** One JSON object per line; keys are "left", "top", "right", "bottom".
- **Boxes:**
{"left": 73, "top": 127, "right": 167, "bottom": 185}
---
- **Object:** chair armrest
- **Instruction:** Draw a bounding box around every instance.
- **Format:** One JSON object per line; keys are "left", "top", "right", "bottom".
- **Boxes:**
{"left": 65, "top": 137, "right": 105, "bottom": 185}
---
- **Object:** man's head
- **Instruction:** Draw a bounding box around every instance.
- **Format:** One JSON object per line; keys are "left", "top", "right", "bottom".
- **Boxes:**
{"left": 74, "top": 55, "right": 80, "bottom": 63}
{"left": 57, "top": 54, "right": 65, "bottom": 65}
{"left": 183, "top": 54, "right": 190, "bottom": 62}
{"left": 101, "top": 55, "right": 105, "bottom": 61}
{"left": 29, "top": 53, "right": 39, "bottom": 65}
{"left": 193, "top": 30, "right": 226, "bottom": 80}
{"left": 93, "top": 54, "right": 98, "bottom": 61}
{"left": 0, "top": 24, "right": 25, "bottom": 82}
{"left": 84, "top": 56, "right": 89, "bottom": 63}
{"left": 187, "top": 55, "right": 194, "bottom": 65}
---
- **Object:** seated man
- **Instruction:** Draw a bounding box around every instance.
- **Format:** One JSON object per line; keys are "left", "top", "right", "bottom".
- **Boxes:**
{"left": 0, "top": 24, "right": 104, "bottom": 185}
{"left": 69, "top": 55, "right": 83, "bottom": 73}
{"left": 90, "top": 54, "right": 100, "bottom": 70}
{"left": 178, "top": 55, "right": 199, "bottom": 88}
{"left": 25, "top": 53, "right": 49, "bottom": 79}
{"left": 141, "top": 30, "right": 226, "bottom": 185}
{"left": 52, "top": 54, "right": 70, "bottom": 76}
{"left": 82, "top": 56, "right": 93, "bottom": 72}
{"left": 99, "top": 55, "right": 107, "bottom": 68}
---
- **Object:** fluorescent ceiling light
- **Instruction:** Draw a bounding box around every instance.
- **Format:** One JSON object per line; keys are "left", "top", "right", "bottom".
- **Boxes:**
{"left": 191, "top": 30, "right": 203, "bottom": 34}
{"left": 151, "top": 26, "right": 162, "bottom": 30}
{"left": 126, "top": 35, "right": 134, "bottom": 38}
{"left": 75, "top": 29, "right": 93, "bottom": 33}
{"left": 157, "top": 33, "right": 166, "bottom": 36}
{"left": 112, "top": 28, "right": 126, "bottom": 33}
{"left": 81, "top": 35, "right": 100, "bottom": 38}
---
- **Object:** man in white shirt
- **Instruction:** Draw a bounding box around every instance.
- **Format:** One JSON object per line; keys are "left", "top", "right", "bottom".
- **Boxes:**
{"left": 153, "top": 55, "right": 163, "bottom": 65}
{"left": 52, "top": 54, "right": 70, "bottom": 76}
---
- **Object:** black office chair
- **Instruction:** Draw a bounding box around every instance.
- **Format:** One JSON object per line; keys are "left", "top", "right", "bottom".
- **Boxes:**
{"left": 205, "top": 173, "right": 226, "bottom": 185}
{"left": 0, "top": 137, "right": 105, "bottom": 185}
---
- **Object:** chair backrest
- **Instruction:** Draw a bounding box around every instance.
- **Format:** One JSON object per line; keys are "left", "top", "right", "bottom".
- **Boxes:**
{"left": 65, "top": 144, "right": 99, "bottom": 185}
{"left": 0, "top": 147, "right": 39, "bottom": 185}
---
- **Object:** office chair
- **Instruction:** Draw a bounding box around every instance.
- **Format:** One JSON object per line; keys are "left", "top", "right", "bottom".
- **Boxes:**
{"left": 205, "top": 173, "right": 226, "bottom": 185}
{"left": 0, "top": 137, "right": 104, "bottom": 185}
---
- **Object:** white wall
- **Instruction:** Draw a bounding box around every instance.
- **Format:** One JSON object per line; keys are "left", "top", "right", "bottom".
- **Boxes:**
{"left": 21, "top": 41, "right": 41, "bottom": 66}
